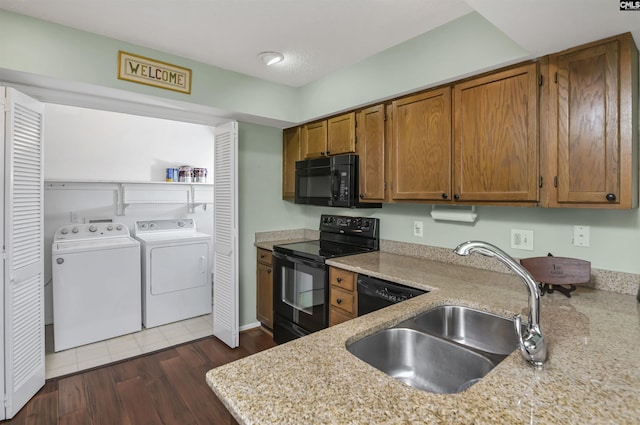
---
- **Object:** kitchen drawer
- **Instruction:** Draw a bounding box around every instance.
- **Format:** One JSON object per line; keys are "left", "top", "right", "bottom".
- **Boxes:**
{"left": 330, "top": 267, "right": 356, "bottom": 292}
{"left": 329, "top": 306, "right": 354, "bottom": 327}
{"left": 257, "top": 248, "right": 272, "bottom": 265}
{"left": 330, "top": 287, "right": 356, "bottom": 315}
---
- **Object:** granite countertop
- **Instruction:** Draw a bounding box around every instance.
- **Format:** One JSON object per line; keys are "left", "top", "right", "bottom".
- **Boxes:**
{"left": 207, "top": 250, "right": 640, "bottom": 424}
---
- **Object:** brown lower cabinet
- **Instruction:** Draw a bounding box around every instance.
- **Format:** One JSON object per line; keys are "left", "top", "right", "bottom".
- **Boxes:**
{"left": 329, "top": 267, "right": 358, "bottom": 326}
{"left": 256, "top": 248, "right": 273, "bottom": 329}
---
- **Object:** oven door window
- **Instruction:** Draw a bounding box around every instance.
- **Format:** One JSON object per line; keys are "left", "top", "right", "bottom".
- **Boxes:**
{"left": 273, "top": 254, "right": 328, "bottom": 333}
{"left": 282, "top": 266, "right": 323, "bottom": 314}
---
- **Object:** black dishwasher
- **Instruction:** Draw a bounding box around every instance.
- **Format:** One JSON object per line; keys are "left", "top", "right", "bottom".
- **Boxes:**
{"left": 357, "top": 274, "right": 427, "bottom": 316}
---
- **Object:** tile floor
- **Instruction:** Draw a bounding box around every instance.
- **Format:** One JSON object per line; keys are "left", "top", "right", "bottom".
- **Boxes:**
{"left": 45, "top": 313, "right": 213, "bottom": 379}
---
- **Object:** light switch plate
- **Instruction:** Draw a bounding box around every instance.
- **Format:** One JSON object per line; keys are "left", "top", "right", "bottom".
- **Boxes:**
{"left": 511, "top": 229, "right": 534, "bottom": 251}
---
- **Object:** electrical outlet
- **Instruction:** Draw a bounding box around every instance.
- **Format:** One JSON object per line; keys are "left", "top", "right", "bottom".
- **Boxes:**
{"left": 511, "top": 229, "right": 534, "bottom": 251}
{"left": 573, "top": 225, "right": 590, "bottom": 247}
{"left": 413, "top": 220, "right": 424, "bottom": 237}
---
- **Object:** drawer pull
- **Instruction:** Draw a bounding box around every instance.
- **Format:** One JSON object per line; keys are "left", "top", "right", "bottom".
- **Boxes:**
{"left": 336, "top": 298, "right": 342, "bottom": 304}
{"left": 337, "top": 277, "right": 343, "bottom": 283}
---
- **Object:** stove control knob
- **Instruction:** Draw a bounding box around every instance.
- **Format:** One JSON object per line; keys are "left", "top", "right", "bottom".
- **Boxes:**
{"left": 116, "top": 224, "right": 123, "bottom": 230}
{"left": 140, "top": 223, "right": 148, "bottom": 229}
{"left": 89, "top": 224, "right": 98, "bottom": 232}
{"left": 61, "top": 228, "right": 69, "bottom": 235}
{"left": 177, "top": 221, "right": 185, "bottom": 227}
{"left": 71, "top": 227, "right": 79, "bottom": 233}
{"left": 107, "top": 225, "right": 113, "bottom": 231}
{"left": 149, "top": 223, "right": 157, "bottom": 229}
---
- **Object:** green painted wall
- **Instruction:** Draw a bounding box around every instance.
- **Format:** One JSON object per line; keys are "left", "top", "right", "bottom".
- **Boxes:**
{"left": 294, "top": 204, "right": 640, "bottom": 275}
{"left": 237, "top": 122, "right": 306, "bottom": 326}
{"left": 0, "top": 9, "right": 299, "bottom": 124}
{"left": 297, "top": 12, "right": 529, "bottom": 121}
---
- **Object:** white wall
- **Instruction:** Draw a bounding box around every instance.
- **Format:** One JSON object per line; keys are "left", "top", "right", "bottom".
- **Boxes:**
{"left": 44, "top": 104, "right": 214, "bottom": 181}
{"left": 43, "top": 104, "right": 215, "bottom": 324}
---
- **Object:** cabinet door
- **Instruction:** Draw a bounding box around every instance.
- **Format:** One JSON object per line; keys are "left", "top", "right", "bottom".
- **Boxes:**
{"left": 356, "top": 104, "right": 386, "bottom": 202}
{"left": 282, "top": 127, "right": 301, "bottom": 200}
{"left": 453, "top": 63, "right": 539, "bottom": 202}
{"left": 256, "top": 261, "right": 273, "bottom": 329}
{"left": 327, "top": 112, "right": 355, "bottom": 155}
{"left": 550, "top": 35, "right": 637, "bottom": 207}
{"left": 391, "top": 87, "right": 452, "bottom": 201}
{"left": 302, "top": 120, "right": 328, "bottom": 159}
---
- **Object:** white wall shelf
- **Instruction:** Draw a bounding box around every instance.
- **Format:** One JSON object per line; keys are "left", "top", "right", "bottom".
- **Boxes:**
{"left": 44, "top": 180, "right": 213, "bottom": 215}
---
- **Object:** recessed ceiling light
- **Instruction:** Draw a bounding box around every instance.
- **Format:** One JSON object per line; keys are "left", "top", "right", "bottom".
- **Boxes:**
{"left": 258, "top": 51, "right": 284, "bottom": 66}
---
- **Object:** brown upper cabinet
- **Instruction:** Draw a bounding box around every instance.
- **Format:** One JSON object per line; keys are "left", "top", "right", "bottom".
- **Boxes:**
{"left": 282, "top": 126, "right": 301, "bottom": 200}
{"left": 391, "top": 87, "right": 452, "bottom": 201}
{"left": 356, "top": 104, "right": 386, "bottom": 202}
{"left": 541, "top": 33, "right": 638, "bottom": 209}
{"left": 302, "top": 112, "right": 356, "bottom": 159}
{"left": 453, "top": 63, "right": 539, "bottom": 203}
{"left": 301, "top": 120, "right": 327, "bottom": 158}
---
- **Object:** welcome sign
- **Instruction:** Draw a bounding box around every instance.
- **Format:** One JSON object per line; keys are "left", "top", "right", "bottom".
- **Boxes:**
{"left": 118, "top": 51, "right": 192, "bottom": 94}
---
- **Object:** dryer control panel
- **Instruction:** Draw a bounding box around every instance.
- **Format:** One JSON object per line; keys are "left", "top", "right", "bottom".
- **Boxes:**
{"left": 54, "top": 223, "right": 131, "bottom": 241}
{"left": 134, "top": 219, "right": 196, "bottom": 234}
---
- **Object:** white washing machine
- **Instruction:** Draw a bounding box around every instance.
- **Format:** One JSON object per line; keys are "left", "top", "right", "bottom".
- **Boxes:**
{"left": 134, "top": 219, "right": 212, "bottom": 328}
{"left": 52, "top": 223, "right": 141, "bottom": 352}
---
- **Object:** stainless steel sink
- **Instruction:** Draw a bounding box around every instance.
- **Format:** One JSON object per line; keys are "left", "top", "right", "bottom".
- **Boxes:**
{"left": 346, "top": 328, "right": 495, "bottom": 394}
{"left": 413, "top": 305, "right": 519, "bottom": 356}
{"left": 346, "top": 305, "right": 519, "bottom": 393}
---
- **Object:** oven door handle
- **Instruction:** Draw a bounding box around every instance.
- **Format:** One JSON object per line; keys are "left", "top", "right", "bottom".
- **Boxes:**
{"left": 273, "top": 251, "right": 322, "bottom": 269}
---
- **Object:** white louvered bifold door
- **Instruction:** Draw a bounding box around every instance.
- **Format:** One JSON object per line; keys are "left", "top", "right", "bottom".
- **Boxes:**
{"left": 2, "top": 87, "right": 45, "bottom": 419}
{"left": 212, "top": 121, "right": 239, "bottom": 348}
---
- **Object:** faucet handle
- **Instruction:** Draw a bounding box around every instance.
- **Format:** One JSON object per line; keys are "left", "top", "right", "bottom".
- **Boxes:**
{"left": 513, "top": 313, "right": 547, "bottom": 368}
{"left": 513, "top": 314, "right": 525, "bottom": 349}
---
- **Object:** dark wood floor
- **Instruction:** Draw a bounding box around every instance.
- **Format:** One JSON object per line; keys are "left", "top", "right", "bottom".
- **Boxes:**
{"left": 3, "top": 327, "right": 276, "bottom": 425}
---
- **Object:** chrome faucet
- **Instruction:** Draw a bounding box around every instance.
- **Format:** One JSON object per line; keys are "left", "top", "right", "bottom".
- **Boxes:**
{"left": 454, "top": 241, "right": 547, "bottom": 367}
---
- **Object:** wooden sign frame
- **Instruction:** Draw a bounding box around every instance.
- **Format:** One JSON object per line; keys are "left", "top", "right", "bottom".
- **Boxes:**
{"left": 118, "top": 51, "right": 192, "bottom": 94}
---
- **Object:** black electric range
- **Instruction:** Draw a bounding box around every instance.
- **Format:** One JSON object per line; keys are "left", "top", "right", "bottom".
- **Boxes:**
{"left": 271, "top": 214, "right": 379, "bottom": 343}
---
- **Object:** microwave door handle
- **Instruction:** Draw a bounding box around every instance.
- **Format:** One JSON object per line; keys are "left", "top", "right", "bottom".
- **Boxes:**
{"left": 330, "top": 170, "right": 340, "bottom": 201}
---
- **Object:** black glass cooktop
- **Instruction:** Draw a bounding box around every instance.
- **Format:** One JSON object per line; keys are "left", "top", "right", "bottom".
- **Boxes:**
{"left": 273, "top": 240, "right": 373, "bottom": 263}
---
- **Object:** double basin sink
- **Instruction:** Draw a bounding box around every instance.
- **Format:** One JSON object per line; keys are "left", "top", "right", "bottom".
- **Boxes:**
{"left": 346, "top": 305, "right": 519, "bottom": 394}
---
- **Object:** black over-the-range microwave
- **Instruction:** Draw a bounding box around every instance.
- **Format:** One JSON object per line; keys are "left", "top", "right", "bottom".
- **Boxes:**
{"left": 294, "top": 153, "right": 381, "bottom": 208}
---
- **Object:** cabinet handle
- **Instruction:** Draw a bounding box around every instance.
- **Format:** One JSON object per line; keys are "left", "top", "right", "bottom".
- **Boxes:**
{"left": 337, "top": 277, "right": 343, "bottom": 283}
{"left": 336, "top": 298, "right": 342, "bottom": 304}
{"left": 260, "top": 254, "right": 265, "bottom": 259}
{"left": 326, "top": 150, "right": 330, "bottom": 155}
{"left": 267, "top": 268, "right": 272, "bottom": 274}
{"left": 320, "top": 151, "right": 326, "bottom": 156}
{"left": 360, "top": 193, "right": 365, "bottom": 199}
{"left": 441, "top": 193, "right": 448, "bottom": 199}
{"left": 453, "top": 194, "right": 460, "bottom": 200}
{"left": 606, "top": 193, "right": 617, "bottom": 202}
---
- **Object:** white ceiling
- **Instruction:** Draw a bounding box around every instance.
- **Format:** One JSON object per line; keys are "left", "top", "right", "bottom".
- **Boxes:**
{"left": 0, "top": 0, "right": 640, "bottom": 87}
{"left": 1, "top": 0, "right": 639, "bottom": 88}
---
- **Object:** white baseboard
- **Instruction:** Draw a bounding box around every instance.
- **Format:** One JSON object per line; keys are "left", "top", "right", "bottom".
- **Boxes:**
{"left": 239, "top": 321, "right": 262, "bottom": 332}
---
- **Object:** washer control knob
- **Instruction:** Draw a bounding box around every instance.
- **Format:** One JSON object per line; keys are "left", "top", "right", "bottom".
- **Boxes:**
{"left": 89, "top": 224, "right": 98, "bottom": 232}
{"left": 61, "top": 228, "right": 69, "bottom": 235}
{"left": 56, "top": 258, "right": 64, "bottom": 265}
{"left": 107, "top": 225, "right": 113, "bottom": 231}
{"left": 72, "top": 227, "right": 79, "bottom": 233}
{"left": 116, "top": 224, "right": 123, "bottom": 230}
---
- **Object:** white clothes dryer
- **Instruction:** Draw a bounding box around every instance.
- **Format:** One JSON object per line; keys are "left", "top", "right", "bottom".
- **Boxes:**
{"left": 134, "top": 219, "right": 212, "bottom": 328}
{"left": 52, "top": 223, "right": 141, "bottom": 352}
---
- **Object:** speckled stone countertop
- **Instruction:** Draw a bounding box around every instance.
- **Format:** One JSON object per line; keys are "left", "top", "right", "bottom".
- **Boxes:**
{"left": 207, "top": 250, "right": 640, "bottom": 424}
